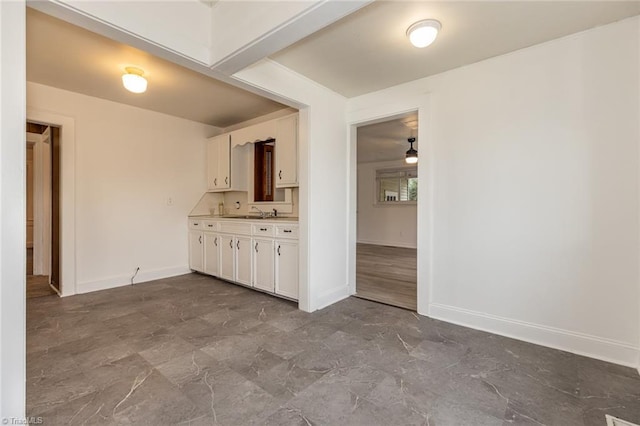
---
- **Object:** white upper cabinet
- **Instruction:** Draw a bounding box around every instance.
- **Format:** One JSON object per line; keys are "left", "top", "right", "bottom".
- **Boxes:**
{"left": 275, "top": 114, "right": 298, "bottom": 187}
{"left": 207, "top": 133, "right": 248, "bottom": 192}
{"left": 207, "top": 133, "right": 230, "bottom": 190}
{"left": 232, "top": 120, "right": 276, "bottom": 145}
{"left": 207, "top": 113, "right": 298, "bottom": 193}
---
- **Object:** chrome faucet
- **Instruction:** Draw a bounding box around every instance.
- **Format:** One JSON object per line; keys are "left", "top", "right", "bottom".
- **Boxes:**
{"left": 251, "top": 206, "right": 266, "bottom": 218}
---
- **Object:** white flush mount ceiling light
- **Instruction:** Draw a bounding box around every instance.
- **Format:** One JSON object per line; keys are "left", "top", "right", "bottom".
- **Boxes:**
{"left": 407, "top": 19, "right": 441, "bottom": 48}
{"left": 122, "top": 67, "right": 147, "bottom": 93}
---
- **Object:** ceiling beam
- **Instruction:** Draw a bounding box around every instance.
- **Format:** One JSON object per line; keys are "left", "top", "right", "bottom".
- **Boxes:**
{"left": 209, "top": 0, "right": 373, "bottom": 75}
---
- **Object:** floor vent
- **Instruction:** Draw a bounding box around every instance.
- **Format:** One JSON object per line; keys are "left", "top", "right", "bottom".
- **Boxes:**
{"left": 607, "top": 415, "right": 640, "bottom": 426}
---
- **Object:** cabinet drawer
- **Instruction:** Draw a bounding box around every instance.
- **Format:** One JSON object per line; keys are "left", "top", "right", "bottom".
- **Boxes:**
{"left": 253, "top": 224, "right": 275, "bottom": 237}
{"left": 189, "top": 218, "right": 203, "bottom": 229}
{"left": 202, "top": 220, "right": 218, "bottom": 232}
{"left": 275, "top": 224, "right": 298, "bottom": 239}
{"left": 219, "top": 221, "right": 252, "bottom": 236}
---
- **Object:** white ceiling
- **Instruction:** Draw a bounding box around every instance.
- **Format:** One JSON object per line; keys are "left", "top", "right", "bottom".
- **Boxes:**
{"left": 271, "top": 1, "right": 640, "bottom": 97}
{"left": 357, "top": 112, "right": 418, "bottom": 164}
{"left": 26, "top": 8, "right": 287, "bottom": 128}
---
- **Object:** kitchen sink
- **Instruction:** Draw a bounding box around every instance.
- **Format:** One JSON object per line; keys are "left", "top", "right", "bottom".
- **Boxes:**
{"left": 220, "top": 215, "right": 298, "bottom": 221}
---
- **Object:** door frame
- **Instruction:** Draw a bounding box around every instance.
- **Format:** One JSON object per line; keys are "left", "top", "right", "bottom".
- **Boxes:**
{"left": 346, "top": 95, "right": 433, "bottom": 316}
{"left": 26, "top": 108, "right": 76, "bottom": 297}
{"left": 27, "top": 128, "right": 52, "bottom": 277}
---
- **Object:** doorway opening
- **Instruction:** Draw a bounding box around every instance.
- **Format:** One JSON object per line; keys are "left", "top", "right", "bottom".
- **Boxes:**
{"left": 26, "top": 121, "right": 61, "bottom": 298}
{"left": 354, "top": 113, "right": 418, "bottom": 310}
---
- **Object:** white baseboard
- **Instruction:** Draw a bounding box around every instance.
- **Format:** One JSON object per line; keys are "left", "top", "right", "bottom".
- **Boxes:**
{"left": 357, "top": 238, "right": 417, "bottom": 249}
{"left": 314, "top": 285, "right": 350, "bottom": 311}
{"left": 75, "top": 265, "right": 191, "bottom": 295}
{"left": 429, "top": 303, "right": 640, "bottom": 369}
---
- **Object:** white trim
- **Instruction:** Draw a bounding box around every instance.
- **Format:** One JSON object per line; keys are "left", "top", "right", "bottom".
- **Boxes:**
{"left": 75, "top": 266, "right": 191, "bottom": 295}
{"left": 27, "top": 108, "right": 76, "bottom": 297}
{"left": 356, "top": 239, "right": 417, "bottom": 250}
{"left": 1, "top": 0, "right": 27, "bottom": 418}
{"left": 315, "top": 285, "right": 350, "bottom": 311}
{"left": 32, "top": 127, "right": 51, "bottom": 276}
{"left": 606, "top": 414, "right": 640, "bottom": 426}
{"left": 429, "top": 302, "right": 640, "bottom": 369}
{"left": 346, "top": 96, "right": 433, "bottom": 316}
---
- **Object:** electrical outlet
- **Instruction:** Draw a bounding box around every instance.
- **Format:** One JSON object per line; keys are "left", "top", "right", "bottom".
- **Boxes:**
{"left": 167, "top": 197, "right": 173, "bottom": 206}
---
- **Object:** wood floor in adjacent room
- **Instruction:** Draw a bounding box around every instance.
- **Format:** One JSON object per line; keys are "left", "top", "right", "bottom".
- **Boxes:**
{"left": 26, "top": 248, "right": 56, "bottom": 299}
{"left": 356, "top": 243, "right": 417, "bottom": 310}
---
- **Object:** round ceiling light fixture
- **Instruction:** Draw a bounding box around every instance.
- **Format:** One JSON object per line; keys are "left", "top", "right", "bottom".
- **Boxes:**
{"left": 406, "top": 19, "right": 441, "bottom": 48}
{"left": 122, "top": 67, "right": 148, "bottom": 93}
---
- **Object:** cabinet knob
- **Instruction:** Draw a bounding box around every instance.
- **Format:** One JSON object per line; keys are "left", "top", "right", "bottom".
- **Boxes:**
{"left": 225, "top": 176, "right": 229, "bottom": 185}
{"left": 277, "top": 245, "right": 281, "bottom": 256}
{"left": 199, "top": 235, "right": 202, "bottom": 244}
{"left": 260, "top": 227, "right": 267, "bottom": 231}
{"left": 214, "top": 178, "right": 217, "bottom": 186}
{"left": 229, "top": 239, "right": 233, "bottom": 249}
{"left": 214, "top": 237, "right": 218, "bottom": 246}
{"left": 207, "top": 224, "right": 213, "bottom": 228}
{"left": 193, "top": 223, "right": 199, "bottom": 226}
{"left": 279, "top": 170, "right": 282, "bottom": 180}
{"left": 236, "top": 240, "right": 240, "bottom": 250}
{"left": 255, "top": 242, "right": 258, "bottom": 253}
{"left": 284, "top": 229, "right": 292, "bottom": 233}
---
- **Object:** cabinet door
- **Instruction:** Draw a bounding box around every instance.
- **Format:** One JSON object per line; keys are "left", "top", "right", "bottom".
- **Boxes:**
{"left": 220, "top": 234, "right": 235, "bottom": 281}
{"left": 218, "top": 134, "right": 231, "bottom": 189}
{"left": 189, "top": 230, "right": 204, "bottom": 272}
{"left": 275, "top": 115, "right": 298, "bottom": 187}
{"left": 253, "top": 238, "right": 274, "bottom": 292}
{"left": 203, "top": 233, "right": 220, "bottom": 277}
{"left": 235, "top": 236, "right": 252, "bottom": 286}
{"left": 275, "top": 240, "right": 298, "bottom": 299}
{"left": 207, "top": 135, "right": 222, "bottom": 190}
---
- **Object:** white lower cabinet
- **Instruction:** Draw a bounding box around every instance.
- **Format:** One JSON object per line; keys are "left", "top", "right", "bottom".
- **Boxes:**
{"left": 235, "top": 236, "right": 252, "bottom": 286}
{"left": 189, "top": 230, "right": 204, "bottom": 272}
{"left": 253, "top": 238, "right": 275, "bottom": 292}
{"left": 189, "top": 218, "right": 298, "bottom": 301}
{"left": 220, "top": 234, "right": 235, "bottom": 281}
{"left": 275, "top": 240, "right": 298, "bottom": 299}
{"left": 203, "top": 233, "right": 220, "bottom": 276}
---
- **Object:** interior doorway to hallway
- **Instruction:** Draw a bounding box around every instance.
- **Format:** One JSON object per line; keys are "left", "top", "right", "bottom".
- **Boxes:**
{"left": 354, "top": 112, "right": 418, "bottom": 310}
{"left": 26, "top": 121, "right": 60, "bottom": 298}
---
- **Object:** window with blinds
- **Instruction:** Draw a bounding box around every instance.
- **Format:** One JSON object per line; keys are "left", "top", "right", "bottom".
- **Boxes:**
{"left": 376, "top": 168, "right": 417, "bottom": 203}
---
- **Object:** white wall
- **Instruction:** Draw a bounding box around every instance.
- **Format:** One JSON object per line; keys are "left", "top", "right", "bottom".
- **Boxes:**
{"left": 348, "top": 17, "right": 640, "bottom": 367}
{"left": 357, "top": 160, "right": 417, "bottom": 248}
{"left": 27, "top": 82, "right": 219, "bottom": 294}
{"left": 235, "top": 59, "right": 350, "bottom": 312}
{"left": 0, "top": 0, "right": 26, "bottom": 419}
